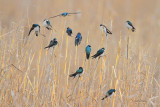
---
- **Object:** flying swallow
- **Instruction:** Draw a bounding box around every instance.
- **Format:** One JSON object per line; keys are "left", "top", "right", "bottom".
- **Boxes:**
{"left": 101, "top": 89, "right": 116, "bottom": 100}
{"left": 66, "top": 27, "right": 72, "bottom": 36}
{"left": 100, "top": 24, "right": 112, "bottom": 36}
{"left": 126, "top": 20, "right": 135, "bottom": 32}
{"left": 43, "top": 19, "right": 52, "bottom": 30}
{"left": 49, "top": 12, "right": 80, "bottom": 19}
{"left": 69, "top": 67, "right": 83, "bottom": 78}
{"left": 75, "top": 32, "right": 82, "bottom": 46}
{"left": 28, "top": 24, "right": 40, "bottom": 36}
{"left": 92, "top": 48, "right": 105, "bottom": 59}
{"left": 44, "top": 38, "right": 58, "bottom": 49}
{"left": 85, "top": 45, "right": 91, "bottom": 59}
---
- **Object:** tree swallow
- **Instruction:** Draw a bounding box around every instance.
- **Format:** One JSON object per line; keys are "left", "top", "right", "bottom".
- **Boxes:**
{"left": 44, "top": 38, "right": 58, "bottom": 49}
{"left": 43, "top": 19, "right": 52, "bottom": 30}
{"left": 28, "top": 24, "right": 40, "bottom": 36}
{"left": 66, "top": 27, "right": 72, "bottom": 36}
{"left": 69, "top": 67, "right": 83, "bottom": 78}
{"left": 100, "top": 24, "right": 112, "bottom": 36}
{"left": 85, "top": 45, "right": 91, "bottom": 59}
{"left": 75, "top": 32, "right": 82, "bottom": 46}
{"left": 92, "top": 48, "right": 105, "bottom": 59}
{"left": 126, "top": 20, "right": 135, "bottom": 32}
{"left": 49, "top": 12, "right": 80, "bottom": 19}
{"left": 101, "top": 89, "right": 116, "bottom": 100}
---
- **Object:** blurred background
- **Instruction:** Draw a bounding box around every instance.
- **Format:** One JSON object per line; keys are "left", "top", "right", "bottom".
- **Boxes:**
{"left": 0, "top": 0, "right": 160, "bottom": 106}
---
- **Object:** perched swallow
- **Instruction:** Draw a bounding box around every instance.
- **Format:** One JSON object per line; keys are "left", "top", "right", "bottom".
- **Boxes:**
{"left": 101, "top": 89, "right": 116, "bottom": 100}
{"left": 100, "top": 24, "right": 112, "bottom": 36}
{"left": 44, "top": 38, "right": 58, "bottom": 49}
{"left": 28, "top": 24, "right": 40, "bottom": 36}
{"left": 85, "top": 45, "right": 91, "bottom": 59}
{"left": 126, "top": 20, "right": 135, "bottom": 32}
{"left": 49, "top": 12, "right": 80, "bottom": 19}
{"left": 69, "top": 67, "right": 83, "bottom": 78}
{"left": 75, "top": 33, "right": 82, "bottom": 46}
{"left": 43, "top": 19, "right": 52, "bottom": 30}
{"left": 92, "top": 48, "right": 105, "bottom": 59}
{"left": 66, "top": 27, "right": 72, "bottom": 36}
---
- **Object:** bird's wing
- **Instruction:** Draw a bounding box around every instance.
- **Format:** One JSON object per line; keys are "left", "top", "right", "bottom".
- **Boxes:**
{"left": 101, "top": 25, "right": 112, "bottom": 34}
{"left": 46, "top": 41, "right": 52, "bottom": 47}
{"left": 79, "top": 36, "right": 82, "bottom": 44}
{"left": 44, "top": 41, "right": 53, "bottom": 49}
{"left": 128, "top": 22, "right": 133, "bottom": 27}
{"left": 75, "top": 39, "right": 78, "bottom": 46}
{"left": 76, "top": 69, "right": 82, "bottom": 73}
{"left": 93, "top": 49, "right": 103, "bottom": 57}
{"left": 75, "top": 37, "right": 79, "bottom": 46}
{"left": 39, "top": 26, "right": 40, "bottom": 32}
{"left": 128, "top": 22, "right": 135, "bottom": 31}
{"left": 69, "top": 30, "right": 72, "bottom": 33}
{"left": 97, "top": 49, "right": 104, "bottom": 55}
{"left": 46, "top": 21, "right": 50, "bottom": 25}
{"left": 28, "top": 27, "right": 34, "bottom": 36}
{"left": 68, "top": 28, "right": 72, "bottom": 32}
{"left": 46, "top": 21, "right": 52, "bottom": 28}
{"left": 106, "top": 28, "right": 112, "bottom": 34}
{"left": 69, "top": 72, "right": 77, "bottom": 77}
{"left": 67, "top": 29, "right": 72, "bottom": 33}
{"left": 53, "top": 41, "right": 58, "bottom": 45}
{"left": 68, "top": 12, "right": 81, "bottom": 14}
{"left": 108, "top": 90, "right": 114, "bottom": 95}
{"left": 86, "top": 47, "right": 91, "bottom": 54}
{"left": 48, "top": 14, "right": 61, "bottom": 19}
{"left": 101, "top": 24, "right": 107, "bottom": 28}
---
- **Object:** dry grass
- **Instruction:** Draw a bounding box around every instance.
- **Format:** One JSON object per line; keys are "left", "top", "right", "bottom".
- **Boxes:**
{"left": 0, "top": 0, "right": 160, "bottom": 106}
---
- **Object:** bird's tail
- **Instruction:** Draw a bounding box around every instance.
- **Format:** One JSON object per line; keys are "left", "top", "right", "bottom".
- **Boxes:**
{"left": 46, "top": 27, "right": 52, "bottom": 30}
{"left": 44, "top": 46, "right": 49, "bottom": 49}
{"left": 28, "top": 27, "right": 34, "bottom": 36}
{"left": 69, "top": 72, "right": 77, "bottom": 78}
{"left": 68, "top": 33, "right": 72, "bottom": 36}
{"left": 101, "top": 96, "right": 107, "bottom": 100}
{"left": 132, "top": 27, "right": 135, "bottom": 32}
{"left": 36, "top": 32, "right": 38, "bottom": 36}
{"left": 75, "top": 41, "right": 78, "bottom": 46}
{"left": 92, "top": 55, "right": 96, "bottom": 59}
{"left": 28, "top": 32, "right": 31, "bottom": 36}
{"left": 86, "top": 53, "right": 90, "bottom": 59}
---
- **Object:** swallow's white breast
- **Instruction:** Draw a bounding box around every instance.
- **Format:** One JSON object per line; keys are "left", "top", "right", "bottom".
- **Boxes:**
{"left": 43, "top": 20, "right": 48, "bottom": 27}
{"left": 126, "top": 23, "right": 132, "bottom": 29}
{"left": 100, "top": 51, "right": 105, "bottom": 57}
{"left": 34, "top": 26, "right": 39, "bottom": 32}
{"left": 100, "top": 26, "right": 107, "bottom": 35}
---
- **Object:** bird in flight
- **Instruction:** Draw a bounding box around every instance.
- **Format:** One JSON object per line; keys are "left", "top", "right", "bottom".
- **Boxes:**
{"left": 126, "top": 20, "right": 135, "bottom": 32}
{"left": 100, "top": 24, "right": 112, "bottom": 36}
{"left": 44, "top": 38, "right": 58, "bottom": 49}
{"left": 101, "top": 89, "right": 116, "bottom": 100}
{"left": 43, "top": 19, "right": 52, "bottom": 30}
{"left": 66, "top": 27, "right": 72, "bottom": 36}
{"left": 75, "top": 32, "right": 82, "bottom": 46}
{"left": 28, "top": 24, "right": 40, "bottom": 36}
{"left": 85, "top": 45, "right": 91, "bottom": 59}
{"left": 92, "top": 48, "right": 105, "bottom": 59}
{"left": 49, "top": 12, "right": 80, "bottom": 19}
{"left": 69, "top": 67, "right": 83, "bottom": 78}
